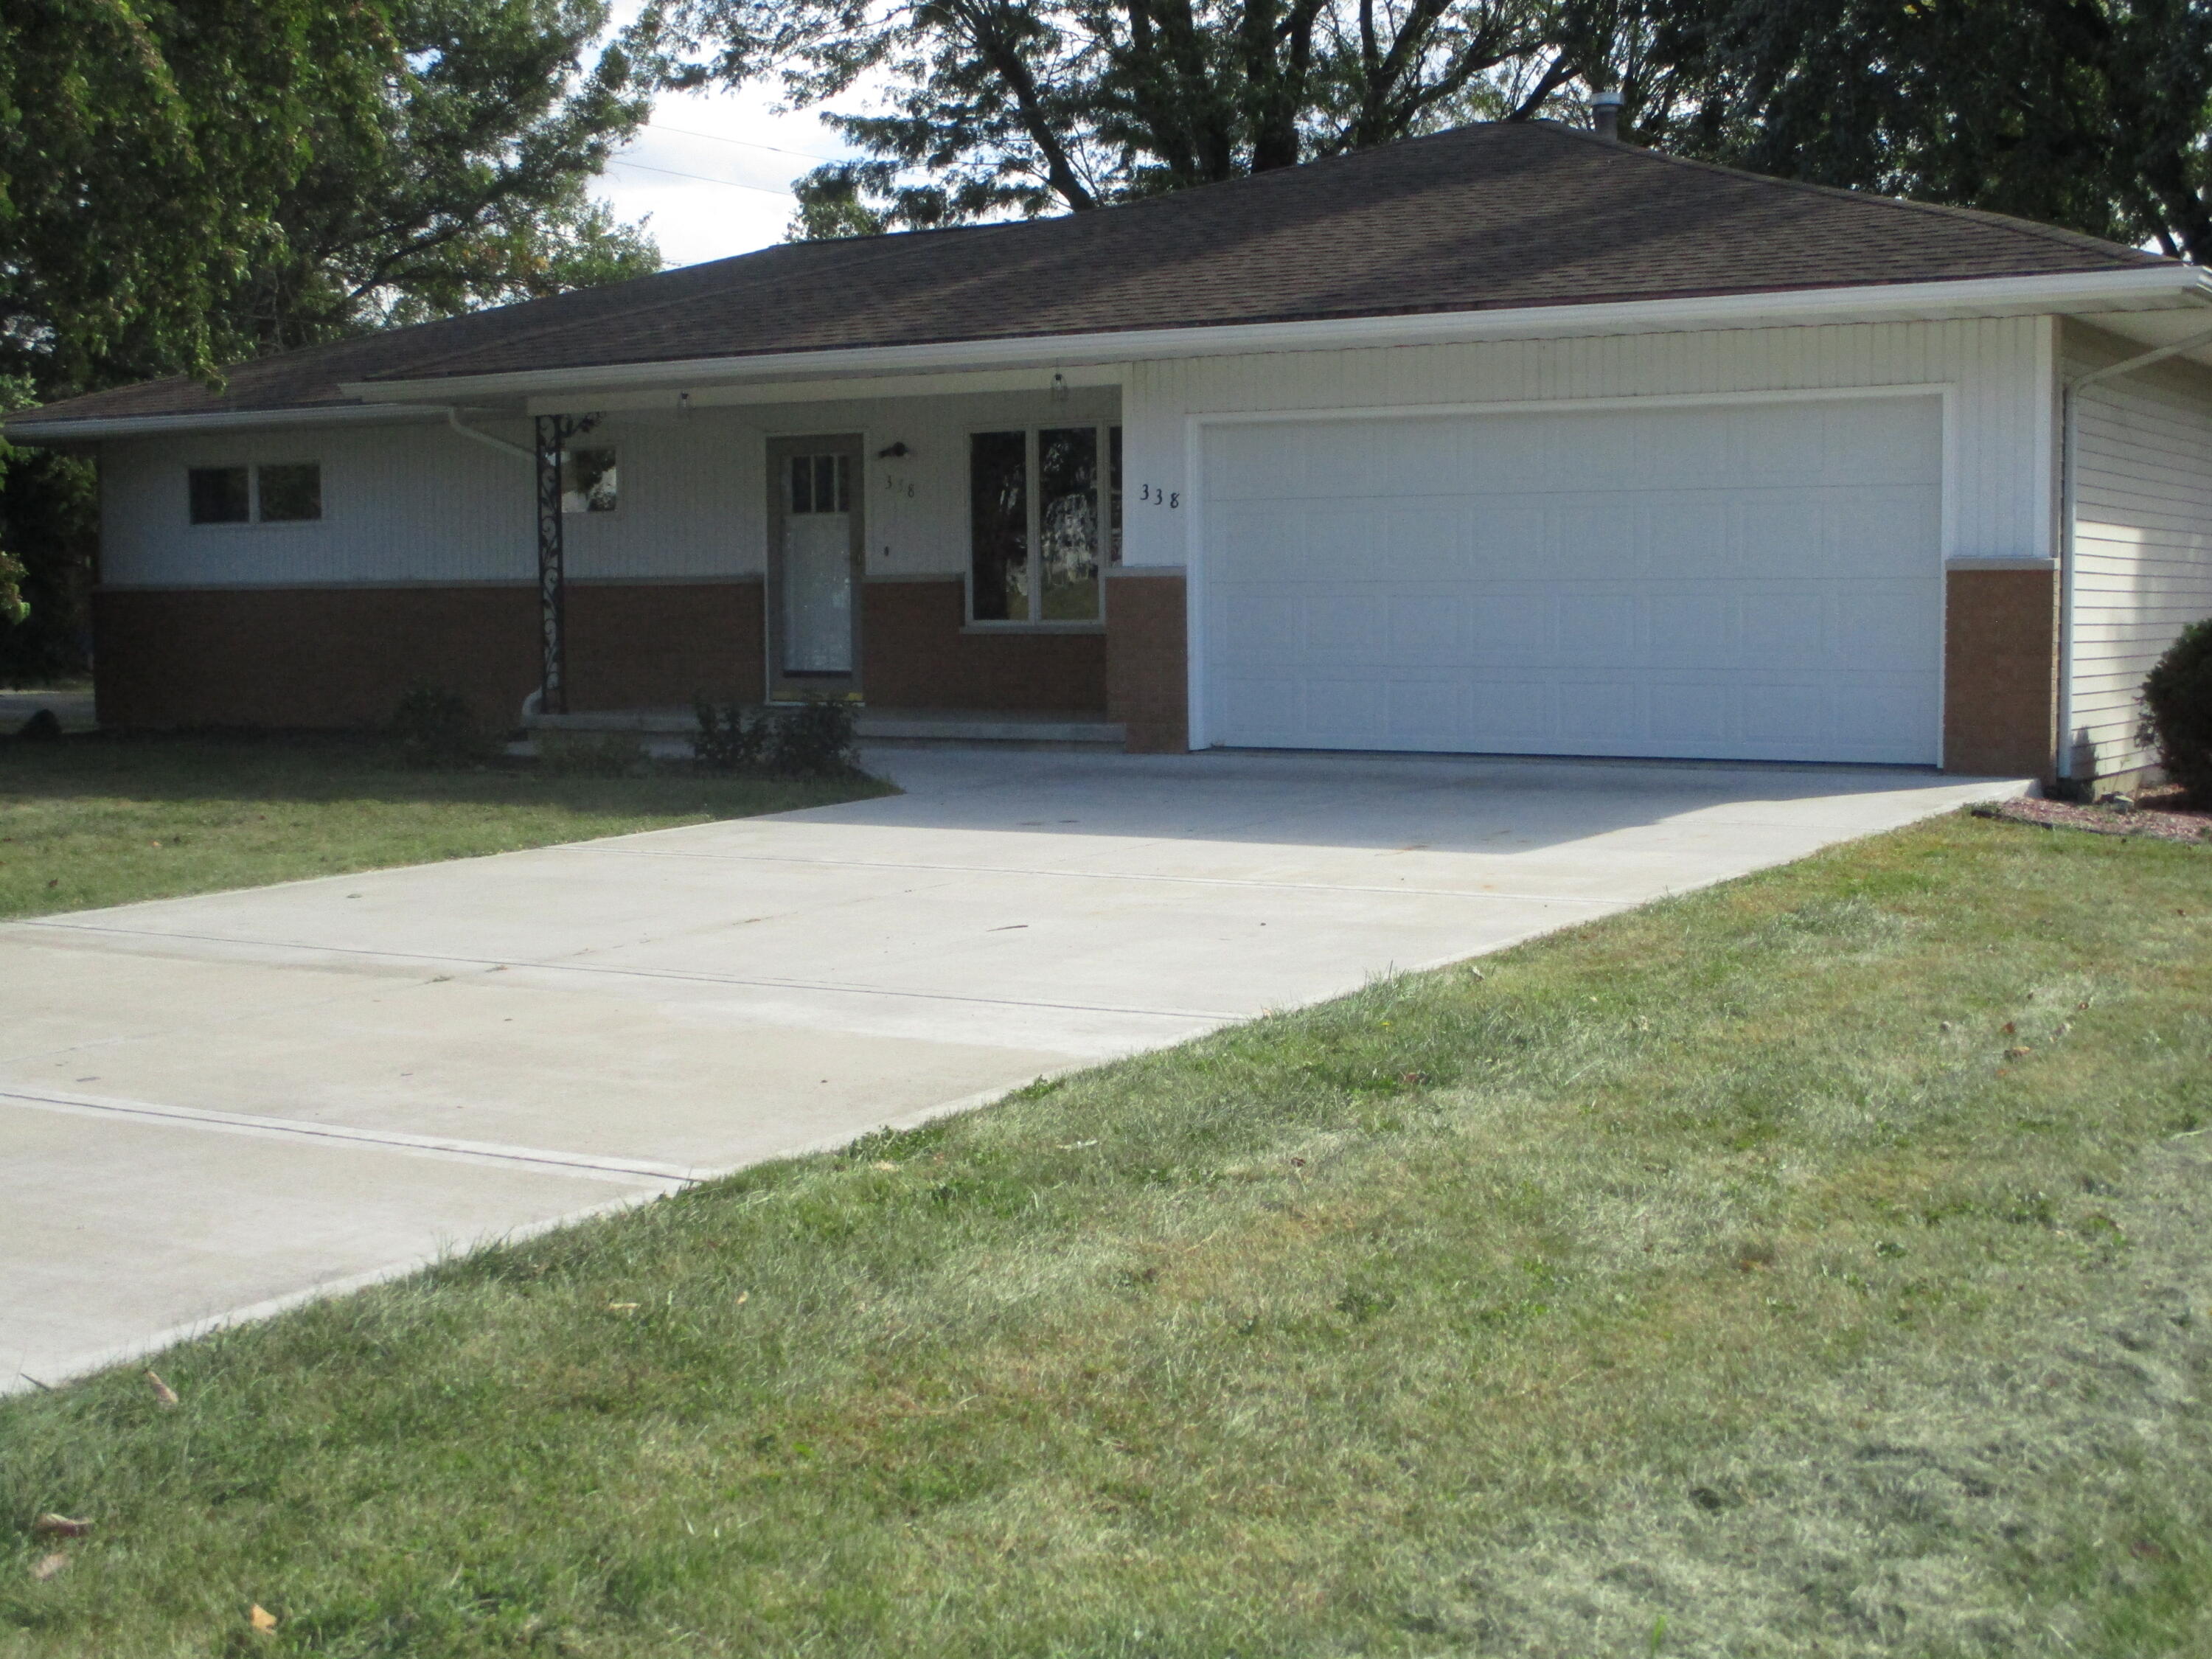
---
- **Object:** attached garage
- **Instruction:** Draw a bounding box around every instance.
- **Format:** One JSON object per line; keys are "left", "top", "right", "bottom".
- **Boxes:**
{"left": 1197, "top": 392, "right": 1946, "bottom": 765}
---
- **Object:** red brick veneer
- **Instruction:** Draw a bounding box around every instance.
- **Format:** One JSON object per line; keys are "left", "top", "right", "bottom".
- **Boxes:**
{"left": 860, "top": 579, "right": 1106, "bottom": 712}
{"left": 94, "top": 585, "right": 540, "bottom": 730}
{"left": 1105, "top": 571, "right": 1188, "bottom": 753}
{"left": 566, "top": 582, "right": 763, "bottom": 711}
{"left": 1943, "top": 566, "right": 2057, "bottom": 776}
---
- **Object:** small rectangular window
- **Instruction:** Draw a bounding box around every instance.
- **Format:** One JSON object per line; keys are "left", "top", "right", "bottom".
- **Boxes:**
{"left": 561, "top": 447, "right": 618, "bottom": 513}
{"left": 189, "top": 466, "right": 251, "bottom": 524}
{"left": 257, "top": 463, "right": 321, "bottom": 522}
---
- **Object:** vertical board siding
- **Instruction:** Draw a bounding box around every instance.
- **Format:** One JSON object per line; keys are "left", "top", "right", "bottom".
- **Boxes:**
{"left": 1121, "top": 316, "right": 2053, "bottom": 571}
{"left": 2064, "top": 322, "right": 2212, "bottom": 778}
{"left": 99, "top": 387, "right": 1120, "bottom": 591}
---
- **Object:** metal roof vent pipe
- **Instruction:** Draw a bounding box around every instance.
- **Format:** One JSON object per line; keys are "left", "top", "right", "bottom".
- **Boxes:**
{"left": 1591, "top": 88, "right": 1624, "bottom": 143}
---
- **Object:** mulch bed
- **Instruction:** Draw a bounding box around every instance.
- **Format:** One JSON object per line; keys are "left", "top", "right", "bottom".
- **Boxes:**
{"left": 1975, "top": 785, "right": 2211, "bottom": 845}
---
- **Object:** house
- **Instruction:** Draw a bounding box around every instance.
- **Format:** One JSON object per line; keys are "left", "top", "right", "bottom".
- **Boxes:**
{"left": 10, "top": 119, "right": 2212, "bottom": 787}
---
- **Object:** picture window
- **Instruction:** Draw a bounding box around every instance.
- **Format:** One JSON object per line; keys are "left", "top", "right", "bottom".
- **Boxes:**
{"left": 968, "top": 424, "right": 1120, "bottom": 624}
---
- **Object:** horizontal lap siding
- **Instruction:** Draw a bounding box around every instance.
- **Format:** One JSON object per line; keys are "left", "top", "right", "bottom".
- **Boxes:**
{"left": 96, "top": 386, "right": 1121, "bottom": 591}
{"left": 2065, "top": 323, "right": 2212, "bottom": 779}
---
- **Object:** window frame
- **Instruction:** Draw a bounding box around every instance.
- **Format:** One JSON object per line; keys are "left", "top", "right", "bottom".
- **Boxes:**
{"left": 962, "top": 421, "right": 1120, "bottom": 631}
{"left": 184, "top": 461, "right": 324, "bottom": 528}
{"left": 559, "top": 445, "right": 621, "bottom": 517}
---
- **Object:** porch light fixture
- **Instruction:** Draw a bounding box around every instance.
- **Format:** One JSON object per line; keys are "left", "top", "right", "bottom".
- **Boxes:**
{"left": 1049, "top": 371, "right": 1070, "bottom": 403}
{"left": 876, "top": 440, "right": 911, "bottom": 459}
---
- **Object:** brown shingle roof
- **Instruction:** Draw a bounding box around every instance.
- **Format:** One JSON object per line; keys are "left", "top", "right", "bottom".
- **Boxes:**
{"left": 15, "top": 121, "right": 2167, "bottom": 426}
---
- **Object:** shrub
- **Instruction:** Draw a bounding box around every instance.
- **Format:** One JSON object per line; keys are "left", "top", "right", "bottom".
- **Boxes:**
{"left": 388, "top": 685, "right": 490, "bottom": 768}
{"left": 692, "top": 696, "right": 860, "bottom": 777}
{"left": 768, "top": 699, "right": 860, "bottom": 778}
{"left": 2140, "top": 617, "right": 2212, "bottom": 803}
{"left": 693, "top": 696, "right": 772, "bottom": 773}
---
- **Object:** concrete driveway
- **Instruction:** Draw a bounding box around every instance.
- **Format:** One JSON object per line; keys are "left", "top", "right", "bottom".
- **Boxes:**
{"left": 1, "top": 748, "right": 2017, "bottom": 1389}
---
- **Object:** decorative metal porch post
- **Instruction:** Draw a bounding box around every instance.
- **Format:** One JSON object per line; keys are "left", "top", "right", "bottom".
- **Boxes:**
{"left": 533, "top": 413, "right": 598, "bottom": 715}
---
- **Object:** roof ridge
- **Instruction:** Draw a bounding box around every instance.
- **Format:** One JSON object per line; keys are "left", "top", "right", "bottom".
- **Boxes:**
{"left": 1539, "top": 122, "right": 2157, "bottom": 265}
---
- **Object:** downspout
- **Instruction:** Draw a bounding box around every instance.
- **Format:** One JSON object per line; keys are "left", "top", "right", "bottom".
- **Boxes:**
{"left": 2055, "top": 317, "right": 2212, "bottom": 781}
{"left": 445, "top": 407, "right": 533, "bottom": 464}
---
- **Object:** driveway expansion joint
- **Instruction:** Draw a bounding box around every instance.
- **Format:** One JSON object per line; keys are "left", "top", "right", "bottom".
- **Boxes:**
{"left": 0, "top": 1088, "right": 695, "bottom": 1187}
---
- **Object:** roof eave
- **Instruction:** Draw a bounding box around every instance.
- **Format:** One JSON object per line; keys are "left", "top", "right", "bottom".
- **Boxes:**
{"left": 0, "top": 400, "right": 459, "bottom": 445}
{"left": 338, "top": 265, "right": 2212, "bottom": 406}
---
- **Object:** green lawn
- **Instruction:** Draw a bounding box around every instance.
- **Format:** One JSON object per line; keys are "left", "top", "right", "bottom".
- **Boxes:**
{"left": 4, "top": 813, "right": 2210, "bottom": 1657}
{"left": 0, "top": 734, "right": 891, "bottom": 919}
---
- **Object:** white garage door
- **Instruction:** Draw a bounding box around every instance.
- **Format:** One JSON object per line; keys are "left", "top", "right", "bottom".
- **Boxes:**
{"left": 1199, "top": 395, "right": 1944, "bottom": 764}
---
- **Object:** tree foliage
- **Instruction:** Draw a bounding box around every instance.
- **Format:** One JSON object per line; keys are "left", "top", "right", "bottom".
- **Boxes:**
{"left": 658, "top": 0, "right": 1592, "bottom": 231}
{"left": 658, "top": 0, "right": 2211, "bottom": 262}
{"left": 0, "top": 0, "right": 657, "bottom": 660}
{"left": 1616, "top": 0, "right": 2212, "bottom": 264}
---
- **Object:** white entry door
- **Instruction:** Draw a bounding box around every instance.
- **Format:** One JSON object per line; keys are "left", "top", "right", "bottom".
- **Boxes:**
{"left": 1198, "top": 394, "right": 1944, "bottom": 765}
{"left": 768, "top": 437, "right": 863, "bottom": 698}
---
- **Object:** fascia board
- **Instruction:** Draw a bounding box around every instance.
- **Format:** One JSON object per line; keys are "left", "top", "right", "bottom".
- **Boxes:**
{"left": 339, "top": 266, "right": 2212, "bottom": 406}
{"left": 1, "top": 402, "right": 456, "bottom": 444}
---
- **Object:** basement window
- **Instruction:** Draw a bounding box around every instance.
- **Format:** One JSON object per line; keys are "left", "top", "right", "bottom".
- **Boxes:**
{"left": 968, "top": 424, "right": 1120, "bottom": 625}
{"left": 561, "top": 446, "right": 619, "bottom": 514}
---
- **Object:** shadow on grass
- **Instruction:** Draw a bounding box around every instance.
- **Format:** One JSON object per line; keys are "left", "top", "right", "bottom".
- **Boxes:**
{"left": 0, "top": 730, "right": 884, "bottom": 814}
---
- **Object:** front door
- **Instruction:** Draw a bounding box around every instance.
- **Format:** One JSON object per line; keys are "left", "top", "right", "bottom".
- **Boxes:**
{"left": 766, "top": 434, "right": 864, "bottom": 701}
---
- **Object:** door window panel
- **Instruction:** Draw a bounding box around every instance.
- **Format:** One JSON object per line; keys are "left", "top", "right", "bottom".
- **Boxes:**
{"left": 969, "top": 430, "right": 1029, "bottom": 622}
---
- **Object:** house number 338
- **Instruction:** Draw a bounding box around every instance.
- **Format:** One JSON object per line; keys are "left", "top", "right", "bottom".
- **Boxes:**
{"left": 1138, "top": 484, "right": 1180, "bottom": 508}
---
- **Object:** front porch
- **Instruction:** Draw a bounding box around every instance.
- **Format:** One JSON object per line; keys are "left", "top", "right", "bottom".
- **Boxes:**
{"left": 515, "top": 374, "right": 1188, "bottom": 756}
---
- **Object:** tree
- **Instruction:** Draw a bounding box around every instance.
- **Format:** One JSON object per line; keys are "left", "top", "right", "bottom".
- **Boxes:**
{"left": 0, "top": 0, "right": 658, "bottom": 676}
{"left": 233, "top": 0, "right": 661, "bottom": 352}
{"left": 655, "top": 0, "right": 1590, "bottom": 232}
{"left": 1603, "top": 0, "right": 2212, "bottom": 262}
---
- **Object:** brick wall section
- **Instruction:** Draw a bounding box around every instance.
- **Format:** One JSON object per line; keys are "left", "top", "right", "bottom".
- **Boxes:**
{"left": 94, "top": 585, "right": 540, "bottom": 731}
{"left": 861, "top": 579, "right": 1106, "bottom": 711}
{"left": 1944, "top": 566, "right": 2058, "bottom": 776}
{"left": 1105, "top": 572, "right": 1189, "bottom": 753}
{"left": 567, "top": 581, "right": 762, "bottom": 711}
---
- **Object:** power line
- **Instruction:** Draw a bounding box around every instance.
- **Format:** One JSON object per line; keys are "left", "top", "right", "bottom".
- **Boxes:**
{"left": 646, "top": 123, "right": 845, "bottom": 164}
{"left": 603, "top": 156, "right": 799, "bottom": 196}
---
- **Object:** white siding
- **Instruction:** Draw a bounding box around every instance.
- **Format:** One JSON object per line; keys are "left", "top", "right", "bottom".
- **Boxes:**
{"left": 97, "top": 386, "right": 1119, "bottom": 591}
{"left": 1121, "top": 316, "right": 2056, "bottom": 571}
{"left": 101, "top": 419, "right": 537, "bottom": 588}
{"left": 2064, "top": 324, "right": 2212, "bottom": 778}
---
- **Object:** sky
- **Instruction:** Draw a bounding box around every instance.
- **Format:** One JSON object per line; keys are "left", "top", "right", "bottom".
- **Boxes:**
{"left": 588, "top": 4, "right": 865, "bottom": 270}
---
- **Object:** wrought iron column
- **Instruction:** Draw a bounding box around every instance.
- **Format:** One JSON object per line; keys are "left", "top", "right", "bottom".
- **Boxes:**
{"left": 533, "top": 412, "right": 597, "bottom": 715}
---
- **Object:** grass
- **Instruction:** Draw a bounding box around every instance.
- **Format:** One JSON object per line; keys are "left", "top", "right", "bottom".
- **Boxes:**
{"left": 3, "top": 813, "right": 2211, "bottom": 1656}
{"left": 0, "top": 734, "right": 891, "bottom": 919}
